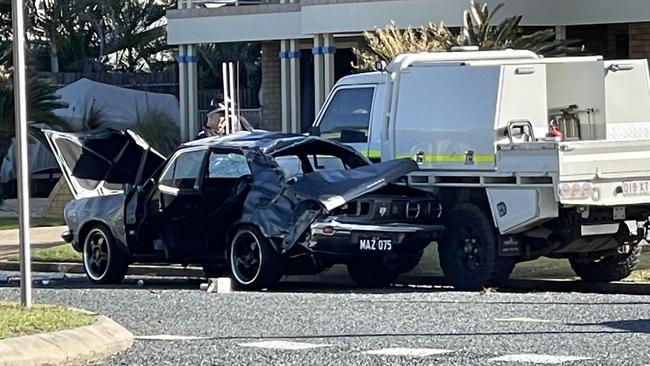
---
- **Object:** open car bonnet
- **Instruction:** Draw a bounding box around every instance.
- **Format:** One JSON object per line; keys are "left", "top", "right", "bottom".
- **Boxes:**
{"left": 287, "top": 158, "right": 419, "bottom": 211}
{"left": 43, "top": 129, "right": 166, "bottom": 199}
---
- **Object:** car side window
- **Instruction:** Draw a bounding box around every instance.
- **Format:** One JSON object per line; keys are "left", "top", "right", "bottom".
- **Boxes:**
{"left": 159, "top": 150, "right": 205, "bottom": 190}
{"left": 318, "top": 87, "right": 374, "bottom": 143}
{"left": 208, "top": 152, "right": 251, "bottom": 178}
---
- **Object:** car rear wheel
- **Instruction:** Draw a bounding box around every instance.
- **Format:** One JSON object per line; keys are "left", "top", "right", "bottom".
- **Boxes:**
{"left": 569, "top": 245, "right": 642, "bottom": 282}
{"left": 229, "top": 226, "right": 283, "bottom": 290}
{"left": 438, "top": 203, "right": 514, "bottom": 290}
{"left": 82, "top": 224, "right": 129, "bottom": 284}
{"left": 347, "top": 259, "right": 399, "bottom": 288}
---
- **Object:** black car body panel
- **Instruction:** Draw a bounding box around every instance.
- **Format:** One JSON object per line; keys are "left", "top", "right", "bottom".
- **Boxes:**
{"left": 46, "top": 129, "right": 443, "bottom": 277}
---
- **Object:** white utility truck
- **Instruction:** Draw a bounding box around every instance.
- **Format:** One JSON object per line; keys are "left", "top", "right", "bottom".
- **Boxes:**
{"left": 310, "top": 50, "right": 650, "bottom": 289}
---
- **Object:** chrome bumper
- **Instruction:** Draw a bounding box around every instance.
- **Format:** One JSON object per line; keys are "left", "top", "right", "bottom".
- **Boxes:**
{"left": 310, "top": 219, "right": 444, "bottom": 236}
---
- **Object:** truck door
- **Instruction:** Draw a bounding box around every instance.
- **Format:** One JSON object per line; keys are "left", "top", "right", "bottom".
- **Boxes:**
{"left": 314, "top": 85, "right": 376, "bottom": 160}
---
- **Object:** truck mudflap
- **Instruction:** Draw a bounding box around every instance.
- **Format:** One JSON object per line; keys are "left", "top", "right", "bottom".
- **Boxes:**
{"left": 558, "top": 139, "right": 650, "bottom": 206}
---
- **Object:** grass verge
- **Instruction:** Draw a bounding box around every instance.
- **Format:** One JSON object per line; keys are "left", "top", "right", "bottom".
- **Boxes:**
{"left": 9, "top": 243, "right": 81, "bottom": 263}
{"left": 0, "top": 217, "right": 65, "bottom": 230}
{"left": 0, "top": 302, "right": 95, "bottom": 339}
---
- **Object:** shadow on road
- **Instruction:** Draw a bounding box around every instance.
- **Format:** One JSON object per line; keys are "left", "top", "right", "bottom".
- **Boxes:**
{"left": 2, "top": 271, "right": 650, "bottom": 296}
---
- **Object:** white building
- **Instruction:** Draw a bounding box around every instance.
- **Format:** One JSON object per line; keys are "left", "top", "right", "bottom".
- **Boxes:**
{"left": 167, "top": 0, "right": 650, "bottom": 140}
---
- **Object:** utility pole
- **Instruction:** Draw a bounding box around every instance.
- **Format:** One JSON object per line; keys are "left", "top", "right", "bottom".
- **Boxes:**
{"left": 11, "top": 0, "right": 32, "bottom": 308}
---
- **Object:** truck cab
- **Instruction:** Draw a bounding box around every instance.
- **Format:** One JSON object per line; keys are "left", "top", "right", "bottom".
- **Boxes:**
{"left": 313, "top": 72, "right": 385, "bottom": 162}
{"left": 312, "top": 50, "right": 650, "bottom": 289}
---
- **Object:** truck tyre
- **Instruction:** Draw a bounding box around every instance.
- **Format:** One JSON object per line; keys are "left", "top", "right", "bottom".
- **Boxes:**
{"left": 82, "top": 223, "right": 129, "bottom": 284}
{"left": 229, "top": 226, "right": 283, "bottom": 290}
{"left": 347, "top": 259, "right": 399, "bottom": 288}
{"left": 569, "top": 245, "right": 642, "bottom": 283}
{"left": 438, "top": 203, "right": 514, "bottom": 290}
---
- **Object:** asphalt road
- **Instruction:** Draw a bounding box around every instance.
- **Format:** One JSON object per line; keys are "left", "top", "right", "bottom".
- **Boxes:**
{"left": 1, "top": 274, "right": 650, "bottom": 365}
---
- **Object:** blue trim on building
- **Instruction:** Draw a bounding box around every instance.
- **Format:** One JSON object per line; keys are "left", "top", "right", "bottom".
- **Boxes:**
{"left": 176, "top": 55, "right": 198, "bottom": 63}
{"left": 280, "top": 50, "right": 301, "bottom": 59}
{"left": 313, "top": 47, "right": 336, "bottom": 55}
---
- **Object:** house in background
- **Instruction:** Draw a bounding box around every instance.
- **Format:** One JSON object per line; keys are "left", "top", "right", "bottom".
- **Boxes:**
{"left": 167, "top": 0, "right": 650, "bottom": 140}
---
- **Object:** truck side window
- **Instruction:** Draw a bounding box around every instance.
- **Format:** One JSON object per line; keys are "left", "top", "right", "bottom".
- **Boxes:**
{"left": 319, "top": 87, "right": 374, "bottom": 143}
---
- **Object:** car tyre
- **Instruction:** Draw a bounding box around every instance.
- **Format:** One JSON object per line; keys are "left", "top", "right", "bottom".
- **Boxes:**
{"left": 82, "top": 224, "right": 129, "bottom": 284}
{"left": 438, "top": 203, "right": 514, "bottom": 290}
{"left": 229, "top": 226, "right": 283, "bottom": 290}
{"left": 347, "top": 259, "right": 399, "bottom": 288}
{"left": 569, "top": 245, "right": 642, "bottom": 283}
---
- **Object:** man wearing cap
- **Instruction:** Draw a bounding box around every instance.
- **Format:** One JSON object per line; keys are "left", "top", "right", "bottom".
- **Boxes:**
{"left": 195, "top": 106, "right": 255, "bottom": 139}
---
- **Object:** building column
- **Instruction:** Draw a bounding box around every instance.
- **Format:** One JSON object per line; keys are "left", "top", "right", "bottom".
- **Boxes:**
{"left": 289, "top": 39, "right": 301, "bottom": 133}
{"left": 177, "top": 45, "right": 188, "bottom": 142}
{"left": 186, "top": 45, "right": 198, "bottom": 139}
{"left": 323, "top": 33, "right": 336, "bottom": 96}
{"left": 280, "top": 40, "right": 291, "bottom": 132}
{"left": 313, "top": 34, "right": 325, "bottom": 113}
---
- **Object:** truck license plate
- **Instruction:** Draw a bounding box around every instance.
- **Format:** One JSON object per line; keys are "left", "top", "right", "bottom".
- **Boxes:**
{"left": 622, "top": 180, "right": 650, "bottom": 196}
{"left": 359, "top": 238, "right": 393, "bottom": 251}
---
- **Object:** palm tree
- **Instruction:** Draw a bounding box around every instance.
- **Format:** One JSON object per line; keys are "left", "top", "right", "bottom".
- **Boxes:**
{"left": 354, "top": 0, "right": 582, "bottom": 71}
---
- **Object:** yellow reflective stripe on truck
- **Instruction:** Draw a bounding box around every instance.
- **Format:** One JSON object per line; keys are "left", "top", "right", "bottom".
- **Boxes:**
{"left": 365, "top": 150, "right": 382, "bottom": 159}
{"left": 361, "top": 151, "right": 495, "bottom": 163}
{"left": 395, "top": 154, "right": 496, "bottom": 164}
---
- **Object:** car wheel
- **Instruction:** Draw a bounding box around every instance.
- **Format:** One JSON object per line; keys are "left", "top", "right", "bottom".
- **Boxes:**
{"left": 569, "top": 245, "right": 642, "bottom": 283}
{"left": 347, "top": 259, "right": 399, "bottom": 288}
{"left": 82, "top": 224, "right": 129, "bottom": 284}
{"left": 438, "top": 203, "right": 514, "bottom": 290}
{"left": 229, "top": 226, "right": 283, "bottom": 290}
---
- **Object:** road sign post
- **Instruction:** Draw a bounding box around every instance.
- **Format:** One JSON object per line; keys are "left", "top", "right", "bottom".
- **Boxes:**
{"left": 11, "top": 0, "right": 32, "bottom": 308}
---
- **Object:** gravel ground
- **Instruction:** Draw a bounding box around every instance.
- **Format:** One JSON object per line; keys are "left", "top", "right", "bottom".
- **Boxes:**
{"left": 1, "top": 275, "right": 650, "bottom": 365}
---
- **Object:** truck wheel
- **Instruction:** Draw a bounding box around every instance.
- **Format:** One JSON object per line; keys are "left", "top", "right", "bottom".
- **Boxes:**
{"left": 229, "top": 226, "right": 283, "bottom": 290}
{"left": 438, "top": 203, "right": 514, "bottom": 290}
{"left": 569, "top": 245, "right": 642, "bottom": 283}
{"left": 347, "top": 259, "right": 399, "bottom": 288}
{"left": 82, "top": 224, "right": 129, "bottom": 284}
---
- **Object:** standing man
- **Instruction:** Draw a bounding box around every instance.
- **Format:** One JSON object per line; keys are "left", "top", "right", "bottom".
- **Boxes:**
{"left": 195, "top": 105, "right": 255, "bottom": 140}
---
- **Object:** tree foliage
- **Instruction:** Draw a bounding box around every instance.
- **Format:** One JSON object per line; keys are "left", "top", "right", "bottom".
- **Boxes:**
{"left": 354, "top": 0, "right": 583, "bottom": 71}
{"left": 30, "top": 0, "right": 172, "bottom": 72}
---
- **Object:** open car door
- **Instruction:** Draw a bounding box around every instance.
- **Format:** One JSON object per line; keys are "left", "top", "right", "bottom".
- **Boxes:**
{"left": 42, "top": 129, "right": 166, "bottom": 199}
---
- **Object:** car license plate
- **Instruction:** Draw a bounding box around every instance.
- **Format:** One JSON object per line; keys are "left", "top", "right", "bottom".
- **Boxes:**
{"left": 359, "top": 238, "right": 393, "bottom": 251}
{"left": 622, "top": 180, "right": 650, "bottom": 196}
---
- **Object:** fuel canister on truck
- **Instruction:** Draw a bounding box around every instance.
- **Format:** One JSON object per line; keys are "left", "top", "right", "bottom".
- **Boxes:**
{"left": 311, "top": 50, "right": 650, "bottom": 289}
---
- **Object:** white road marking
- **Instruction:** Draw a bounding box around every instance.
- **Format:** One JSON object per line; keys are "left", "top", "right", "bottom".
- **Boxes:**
{"left": 364, "top": 348, "right": 454, "bottom": 357}
{"left": 489, "top": 354, "right": 591, "bottom": 364}
{"left": 238, "top": 340, "right": 330, "bottom": 350}
{"left": 494, "top": 317, "right": 553, "bottom": 323}
{"left": 136, "top": 334, "right": 211, "bottom": 341}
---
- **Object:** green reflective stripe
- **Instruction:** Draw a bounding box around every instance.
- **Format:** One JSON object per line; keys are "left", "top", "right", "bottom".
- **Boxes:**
{"left": 396, "top": 154, "right": 495, "bottom": 164}
{"left": 366, "top": 150, "right": 381, "bottom": 158}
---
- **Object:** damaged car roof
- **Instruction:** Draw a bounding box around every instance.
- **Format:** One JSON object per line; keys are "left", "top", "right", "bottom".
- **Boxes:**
{"left": 183, "top": 131, "right": 368, "bottom": 157}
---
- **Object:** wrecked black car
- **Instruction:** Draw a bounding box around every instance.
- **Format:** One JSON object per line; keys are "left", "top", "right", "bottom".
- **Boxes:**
{"left": 44, "top": 129, "right": 444, "bottom": 289}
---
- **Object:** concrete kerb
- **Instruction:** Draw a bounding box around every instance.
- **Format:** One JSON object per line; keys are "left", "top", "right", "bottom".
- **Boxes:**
{"left": 0, "top": 314, "right": 133, "bottom": 366}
